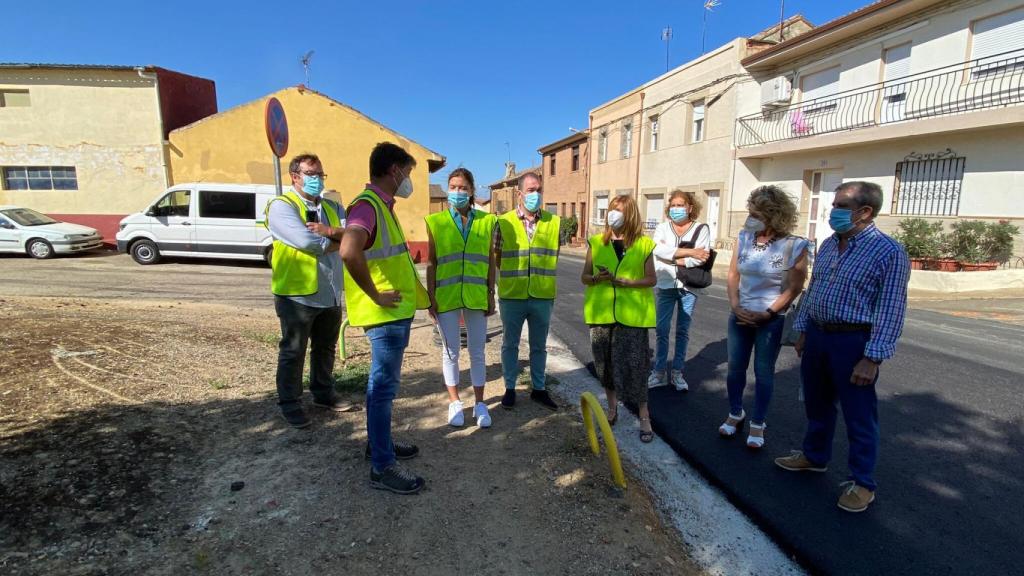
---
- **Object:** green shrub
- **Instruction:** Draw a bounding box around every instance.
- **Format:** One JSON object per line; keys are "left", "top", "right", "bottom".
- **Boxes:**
{"left": 559, "top": 215, "right": 579, "bottom": 245}
{"left": 985, "top": 221, "right": 1020, "bottom": 264}
{"left": 892, "top": 218, "right": 943, "bottom": 259}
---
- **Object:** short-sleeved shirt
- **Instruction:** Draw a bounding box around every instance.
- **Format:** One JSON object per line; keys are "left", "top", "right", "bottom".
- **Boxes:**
{"left": 736, "top": 230, "right": 809, "bottom": 312}
{"left": 345, "top": 184, "right": 395, "bottom": 249}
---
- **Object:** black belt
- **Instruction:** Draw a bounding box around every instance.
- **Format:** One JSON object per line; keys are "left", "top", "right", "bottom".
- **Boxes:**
{"left": 814, "top": 321, "right": 872, "bottom": 333}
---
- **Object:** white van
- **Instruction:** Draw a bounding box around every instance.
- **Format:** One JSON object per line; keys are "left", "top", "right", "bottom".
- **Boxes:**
{"left": 116, "top": 183, "right": 278, "bottom": 265}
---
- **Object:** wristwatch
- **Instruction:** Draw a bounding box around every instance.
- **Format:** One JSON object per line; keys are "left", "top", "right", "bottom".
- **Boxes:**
{"left": 866, "top": 357, "right": 883, "bottom": 365}
{"left": 766, "top": 308, "right": 779, "bottom": 320}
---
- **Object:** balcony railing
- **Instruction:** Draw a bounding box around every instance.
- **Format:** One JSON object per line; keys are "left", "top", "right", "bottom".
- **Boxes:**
{"left": 735, "top": 48, "right": 1024, "bottom": 148}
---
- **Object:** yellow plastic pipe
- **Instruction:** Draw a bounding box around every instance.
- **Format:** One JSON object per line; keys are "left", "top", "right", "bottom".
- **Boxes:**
{"left": 579, "top": 391, "right": 627, "bottom": 489}
{"left": 338, "top": 319, "right": 351, "bottom": 361}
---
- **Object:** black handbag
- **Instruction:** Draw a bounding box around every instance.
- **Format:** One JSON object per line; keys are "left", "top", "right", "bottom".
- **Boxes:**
{"left": 675, "top": 224, "right": 716, "bottom": 289}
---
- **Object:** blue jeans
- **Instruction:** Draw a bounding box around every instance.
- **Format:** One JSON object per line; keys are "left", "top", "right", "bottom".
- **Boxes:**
{"left": 365, "top": 318, "right": 412, "bottom": 471}
{"left": 499, "top": 298, "right": 553, "bottom": 390}
{"left": 800, "top": 322, "right": 880, "bottom": 491}
{"left": 653, "top": 288, "right": 697, "bottom": 373}
{"left": 726, "top": 313, "right": 785, "bottom": 425}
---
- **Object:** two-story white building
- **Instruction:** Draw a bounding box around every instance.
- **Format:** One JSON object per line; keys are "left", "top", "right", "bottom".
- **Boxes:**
{"left": 732, "top": 0, "right": 1024, "bottom": 252}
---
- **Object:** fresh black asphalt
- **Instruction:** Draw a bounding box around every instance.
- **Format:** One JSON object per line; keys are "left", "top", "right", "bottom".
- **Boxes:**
{"left": 551, "top": 253, "right": 1024, "bottom": 576}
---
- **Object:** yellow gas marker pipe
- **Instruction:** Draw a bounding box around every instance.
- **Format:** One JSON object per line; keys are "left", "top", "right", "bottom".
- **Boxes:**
{"left": 580, "top": 391, "right": 626, "bottom": 489}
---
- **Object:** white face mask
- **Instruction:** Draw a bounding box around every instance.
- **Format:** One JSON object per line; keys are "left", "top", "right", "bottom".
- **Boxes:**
{"left": 394, "top": 170, "right": 414, "bottom": 199}
{"left": 743, "top": 215, "right": 766, "bottom": 233}
{"left": 607, "top": 210, "right": 625, "bottom": 231}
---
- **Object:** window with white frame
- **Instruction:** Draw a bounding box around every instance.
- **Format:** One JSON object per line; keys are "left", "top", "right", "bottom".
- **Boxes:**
{"left": 2, "top": 166, "right": 78, "bottom": 190}
{"left": 595, "top": 194, "right": 609, "bottom": 221}
{"left": 621, "top": 121, "right": 633, "bottom": 159}
{"left": 598, "top": 129, "right": 608, "bottom": 163}
{"left": 692, "top": 102, "right": 705, "bottom": 142}
{"left": 971, "top": 6, "right": 1024, "bottom": 78}
{"left": 649, "top": 115, "right": 659, "bottom": 151}
{"left": 800, "top": 67, "right": 840, "bottom": 114}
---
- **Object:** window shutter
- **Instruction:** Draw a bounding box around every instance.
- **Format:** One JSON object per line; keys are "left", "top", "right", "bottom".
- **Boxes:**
{"left": 884, "top": 44, "right": 911, "bottom": 81}
{"left": 800, "top": 67, "right": 840, "bottom": 102}
{"left": 972, "top": 7, "right": 1024, "bottom": 61}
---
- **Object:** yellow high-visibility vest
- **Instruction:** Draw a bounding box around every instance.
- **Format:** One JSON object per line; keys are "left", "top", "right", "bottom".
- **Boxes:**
{"left": 584, "top": 234, "right": 656, "bottom": 328}
{"left": 343, "top": 190, "right": 429, "bottom": 327}
{"left": 496, "top": 210, "right": 560, "bottom": 300}
{"left": 425, "top": 209, "right": 496, "bottom": 313}
{"left": 265, "top": 190, "right": 342, "bottom": 296}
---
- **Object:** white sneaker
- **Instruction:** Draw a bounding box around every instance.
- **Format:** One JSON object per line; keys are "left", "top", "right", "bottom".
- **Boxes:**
{"left": 447, "top": 400, "right": 465, "bottom": 427}
{"left": 671, "top": 370, "right": 689, "bottom": 392}
{"left": 473, "top": 402, "right": 492, "bottom": 428}
{"left": 647, "top": 371, "right": 666, "bottom": 389}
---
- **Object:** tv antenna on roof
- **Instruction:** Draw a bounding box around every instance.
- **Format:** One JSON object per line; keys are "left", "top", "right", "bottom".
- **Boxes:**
{"left": 301, "top": 50, "right": 315, "bottom": 86}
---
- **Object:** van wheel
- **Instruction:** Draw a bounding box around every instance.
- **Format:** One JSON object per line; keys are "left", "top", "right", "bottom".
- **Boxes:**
{"left": 26, "top": 239, "right": 54, "bottom": 259}
{"left": 130, "top": 239, "right": 161, "bottom": 265}
{"left": 263, "top": 245, "right": 273, "bottom": 266}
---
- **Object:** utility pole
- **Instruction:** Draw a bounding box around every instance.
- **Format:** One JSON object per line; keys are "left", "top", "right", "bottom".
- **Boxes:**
{"left": 662, "top": 26, "right": 672, "bottom": 72}
{"left": 779, "top": 0, "right": 786, "bottom": 41}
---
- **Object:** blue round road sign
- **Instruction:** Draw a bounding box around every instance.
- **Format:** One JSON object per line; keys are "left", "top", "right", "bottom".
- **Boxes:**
{"left": 264, "top": 97, "right": 289, "bottom": 158}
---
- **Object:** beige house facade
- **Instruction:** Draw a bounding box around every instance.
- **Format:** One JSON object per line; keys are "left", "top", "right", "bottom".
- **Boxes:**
{"left": 733, "top": 0, "right": 1024, "bottom": 252}
{"left": 0, "top": 64, "right": 216, "bottom": 242}
{"left": 587, "top": 18, "right": 813, "bottom": 243}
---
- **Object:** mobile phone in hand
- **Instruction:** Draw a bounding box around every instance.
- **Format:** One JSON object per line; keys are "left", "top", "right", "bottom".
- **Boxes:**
{"left": 306, "top": 209, "right": 318, "bottom": 223}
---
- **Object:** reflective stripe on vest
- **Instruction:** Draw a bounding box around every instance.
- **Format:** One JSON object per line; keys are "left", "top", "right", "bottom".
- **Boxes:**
{"left": 496, "top": 210, "right": 560, "bottom": 300}
{"left": 266, "top": 191, "right": 341, "bottom": 297}
{"left": 342, "top": 190, "right": 429, "bottom": 327}
{"left": 425, "top": 209, "right": 496, "bottom": 313}
{"left": 583, "top": 234, "right": 656, "bottom": 328}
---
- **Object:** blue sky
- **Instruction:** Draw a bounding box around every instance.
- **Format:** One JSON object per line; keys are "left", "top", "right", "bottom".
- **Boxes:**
{"left": 8, "top": 0, "right": 868, "bottom": 187}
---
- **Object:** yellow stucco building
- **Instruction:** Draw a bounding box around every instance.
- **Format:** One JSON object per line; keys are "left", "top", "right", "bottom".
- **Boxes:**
{"left": 0, "top": 64, "right": 216, "bottom": 241}
{"left": 168, "top": 86, "right": 446, "bottom": 260}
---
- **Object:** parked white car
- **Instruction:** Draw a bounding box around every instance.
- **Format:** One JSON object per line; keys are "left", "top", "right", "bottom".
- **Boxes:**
{"left": 0, "top": 206, "right": 104, "bottom": 259}
{"left": 116, "top": 183, "right": 277, "bottom": 265}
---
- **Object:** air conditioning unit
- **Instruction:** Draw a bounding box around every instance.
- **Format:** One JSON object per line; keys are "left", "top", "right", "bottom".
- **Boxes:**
{"left": 760, "top": 76, "right": 793, "bottom": 107}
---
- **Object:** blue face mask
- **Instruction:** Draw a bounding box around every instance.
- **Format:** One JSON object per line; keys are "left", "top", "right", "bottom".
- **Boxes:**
{"left": 829, "top": 208, "right": 857, "bottom": 233}
{"left": 523, "top": 192, "right": 542, "bottom": 213}
{"left": 448, "top": 191, "right": 470, "bottom": 209}
{"left": 302, "top": 174, "right": 324, "bottom": 197}
{"left": 668, "top": 207, "right": 688, "bottom": 223}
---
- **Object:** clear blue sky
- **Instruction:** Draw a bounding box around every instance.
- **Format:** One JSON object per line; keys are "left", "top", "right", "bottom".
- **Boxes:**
{"left": 7, "top": 0, "right": 868, "bottom": 188}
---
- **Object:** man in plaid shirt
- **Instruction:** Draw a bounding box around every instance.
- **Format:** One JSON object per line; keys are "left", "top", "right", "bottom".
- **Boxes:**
{"left": 775, "top": 181, "right": 910, "bottom": 513}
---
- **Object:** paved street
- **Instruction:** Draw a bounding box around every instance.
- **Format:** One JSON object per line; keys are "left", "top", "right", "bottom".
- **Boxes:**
{"left": 554, "top": 252, "right": 1024, "bottom": 576}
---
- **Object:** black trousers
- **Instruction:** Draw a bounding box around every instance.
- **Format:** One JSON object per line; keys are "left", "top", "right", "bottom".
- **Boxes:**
{"left": 274, "top": 296, "right": 342, "bottom": 412}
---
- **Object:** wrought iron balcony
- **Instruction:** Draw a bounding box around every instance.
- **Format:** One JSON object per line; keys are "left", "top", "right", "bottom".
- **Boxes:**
{"left": 735, "top": 48, "right": 1024, "bottom": 148}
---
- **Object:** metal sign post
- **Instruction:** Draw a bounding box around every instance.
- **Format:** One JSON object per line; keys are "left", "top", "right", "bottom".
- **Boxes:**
{"left": 264, "top": 97, "right": 290, "bottom": 196}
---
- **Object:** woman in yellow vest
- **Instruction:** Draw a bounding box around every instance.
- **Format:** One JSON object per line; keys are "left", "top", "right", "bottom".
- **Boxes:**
{"left": 425, "top": 168, "right": 497, "bottom": 428}
{"left": 581, "top": 194, "right": 658, "bottom": 442}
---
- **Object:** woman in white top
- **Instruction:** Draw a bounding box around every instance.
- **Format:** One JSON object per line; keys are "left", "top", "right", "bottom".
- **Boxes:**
{"left": 650, "top": 190, "right": 711, "bottom": 391}
{"left": 720, "top": 185, "right": 808, "bottom": 449}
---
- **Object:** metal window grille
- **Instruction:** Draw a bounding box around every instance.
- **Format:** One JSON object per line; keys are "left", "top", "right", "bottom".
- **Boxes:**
{"left": 892, "top": 153, "right": 965, "bottom": 216}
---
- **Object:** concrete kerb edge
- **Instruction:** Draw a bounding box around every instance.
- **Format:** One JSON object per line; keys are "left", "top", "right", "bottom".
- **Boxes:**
{"left": 534, "top": 331, "right": 806, "bottom": 576}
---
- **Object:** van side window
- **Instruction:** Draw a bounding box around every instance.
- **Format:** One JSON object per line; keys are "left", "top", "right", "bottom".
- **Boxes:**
{"left": 199, "top": 191, "right": 255, "bottom": 220}
{"left": 155, "top": 190, "right": 191, "bottom": 217}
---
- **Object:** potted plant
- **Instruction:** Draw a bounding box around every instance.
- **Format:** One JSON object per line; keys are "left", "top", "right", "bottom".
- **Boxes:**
{"left": 559, "top": 215, "right": 579, "bottom": 247}
{"left": 892, "top": 218, "right": 942, "bottom": 270}
{"left": 950, "top": 220, "right": 991, "bottom": 271}
{"left": 981, "top": 220, "right": 1021, "bottom": 270}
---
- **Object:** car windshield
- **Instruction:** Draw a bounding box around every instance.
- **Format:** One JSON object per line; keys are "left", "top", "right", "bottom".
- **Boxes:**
{"left": 1, "top": 208, "right": 58, "bottom": 226}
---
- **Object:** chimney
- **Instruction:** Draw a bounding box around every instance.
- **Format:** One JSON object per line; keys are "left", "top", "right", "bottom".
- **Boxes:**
{"left": 504, "top": 161, "right": 517, "bottom": 180}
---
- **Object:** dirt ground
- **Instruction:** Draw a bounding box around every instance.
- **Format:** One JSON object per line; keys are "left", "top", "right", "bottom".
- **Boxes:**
{"left": 0, "top": 256, "right": 701, "bottom": 576}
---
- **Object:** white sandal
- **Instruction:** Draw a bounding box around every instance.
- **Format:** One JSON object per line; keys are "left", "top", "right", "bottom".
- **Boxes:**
{"left": 746, "top": 422, "right": 766, "bottom": 449}
{"left": 718, "top": 410, "right": 745, "bottom": 437}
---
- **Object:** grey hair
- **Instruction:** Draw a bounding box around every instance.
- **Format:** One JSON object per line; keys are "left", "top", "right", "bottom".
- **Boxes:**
{"left": 836, "top": 181, "right": 883, "bottom": 217}
{"left": 518, "top": 172, "right": 542, "bottom": 190}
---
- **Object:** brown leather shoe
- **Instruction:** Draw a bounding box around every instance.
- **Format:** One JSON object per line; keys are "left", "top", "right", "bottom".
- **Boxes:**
{"left": 774, "top": 450, "right": 828, "bottom": 473}
{"left": 837, "top": 481, "right": 875, "bottom": 513}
